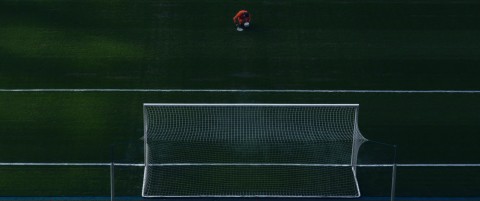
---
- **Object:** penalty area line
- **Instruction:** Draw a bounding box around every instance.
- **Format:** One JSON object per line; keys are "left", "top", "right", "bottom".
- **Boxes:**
{"left": 1, "top": 89, "right": 480, "bottom": 93}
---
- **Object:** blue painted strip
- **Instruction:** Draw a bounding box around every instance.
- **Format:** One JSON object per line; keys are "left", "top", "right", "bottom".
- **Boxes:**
{"left": 361, "top": 197, "right": 480, "bottom": 201}
{"left": 1, "top": 197, "right": 480, "bottom": 201}
{"left": 0, "top": 196, "right": 143, "bottom": 200}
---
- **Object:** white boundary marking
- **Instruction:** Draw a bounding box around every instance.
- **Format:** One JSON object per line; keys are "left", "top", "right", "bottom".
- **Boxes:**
{"left": 1, "top": 89, "right": 480, "bottom": 93}
{"left": 1, "top": 162, "right": 480, "bottom": 167}
{"left": 0, "top": 163, "right": 143, "bottom": 166}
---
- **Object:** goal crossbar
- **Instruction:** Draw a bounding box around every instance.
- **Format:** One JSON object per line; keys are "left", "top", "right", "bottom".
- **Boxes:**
{"left": 144, "top": 103, "right": 359, "bottom": 107}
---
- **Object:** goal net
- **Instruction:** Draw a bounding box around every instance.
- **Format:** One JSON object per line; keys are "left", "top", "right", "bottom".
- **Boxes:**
{"left": 142, "top": 104, "right": 367, "bottom": 198}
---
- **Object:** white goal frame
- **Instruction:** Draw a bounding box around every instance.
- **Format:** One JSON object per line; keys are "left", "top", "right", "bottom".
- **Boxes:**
{"left": 142, "top": 103, "right": 367, "bottom": 198}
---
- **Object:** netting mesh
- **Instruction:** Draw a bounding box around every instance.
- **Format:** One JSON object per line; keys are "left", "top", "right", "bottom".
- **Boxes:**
{"left": 143, "top": 104, "right": 367, "bottom": 198}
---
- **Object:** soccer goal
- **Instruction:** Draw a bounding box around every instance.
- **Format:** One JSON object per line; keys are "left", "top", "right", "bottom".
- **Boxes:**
{"left": 142, "top": 103, "right": 368, "bottom": 198}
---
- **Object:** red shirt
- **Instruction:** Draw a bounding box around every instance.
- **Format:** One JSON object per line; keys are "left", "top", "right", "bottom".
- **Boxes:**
{"left": 233, "top": 10, "right": 251, "bottom": 24}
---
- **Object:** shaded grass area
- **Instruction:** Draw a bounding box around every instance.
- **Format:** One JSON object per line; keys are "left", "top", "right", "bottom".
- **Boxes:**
{"left": 0, "top": 166, "right": 143, "bottom": 197}
{"left": 0, "top": 91, "right": 479, "bottom": 197}
{"left": 1, "top": 0, "right": 480, "bottom": 89}
{"left": 0, "top": 165, "right": 479, "bottom": 197}
{"left": 358, "top": 166, "right": 480, "bottom": 197}
{"left": 145, "top": 166, "right": 358, "bottom": 197}
{"left": 1, "top": 91, "right": 480, "bottom": 164}
{"left": 0, "top": 166, "right": 110, "bottom": 196}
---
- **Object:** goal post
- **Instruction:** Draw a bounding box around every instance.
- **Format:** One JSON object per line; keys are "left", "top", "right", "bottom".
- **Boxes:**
{"left": 142, "top": 103, "right": 368, "bottom": 198}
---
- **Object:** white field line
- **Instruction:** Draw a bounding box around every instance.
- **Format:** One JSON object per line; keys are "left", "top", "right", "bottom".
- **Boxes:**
{"left": 0, "top": 163, "right": 143, "bottom": 167}
{"left": 1, "top": 89, "right": 480, "bottom": 93}
{"left": 1, "top": 162, "right": 480, "bottom": 167}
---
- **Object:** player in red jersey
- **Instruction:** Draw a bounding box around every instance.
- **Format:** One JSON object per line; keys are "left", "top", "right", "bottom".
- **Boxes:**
{"left": 233, "top": 10, "right": 251, "bottom": 31}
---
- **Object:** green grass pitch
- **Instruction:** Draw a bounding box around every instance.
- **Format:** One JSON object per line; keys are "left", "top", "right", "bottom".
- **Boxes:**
{"left": 1, "top": 0, "right": 480, "bottom": 198}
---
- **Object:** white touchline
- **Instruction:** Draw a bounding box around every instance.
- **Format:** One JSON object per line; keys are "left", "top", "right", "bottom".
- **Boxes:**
{"left": 1, "top": 89, "right": 480, "bottom": 93}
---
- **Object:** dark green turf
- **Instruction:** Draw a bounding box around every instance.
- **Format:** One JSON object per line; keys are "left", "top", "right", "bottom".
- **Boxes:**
{"left": 2, "top": 92, "right": 480, "bottom": 164}
{"left": 358, "top": 166, "right": 480, "bottom": 197}
{"left": 1, "top": 91, "right": 480, "bottom": 196}
{"left": 0, "top": 166, "right": 110, "bottom": 196}
{"left": 145, "top": 166, "right": 358, "bottom": 197}
{"left": 1, "top": 0, "right": 480, "bottom": 89}
{"left": 0, "top": 166, "right": 144, "bottom": 197}
{"left": 1, "top": 0, "right": 480, "bottom": 198}
{"left": 1, "top": 92, "right": 480, "bottom": 197}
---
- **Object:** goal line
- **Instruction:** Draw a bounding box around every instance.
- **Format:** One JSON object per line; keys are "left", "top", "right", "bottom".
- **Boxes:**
{"left": 1, "top": 163, "right": 479, "bottom": 167}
